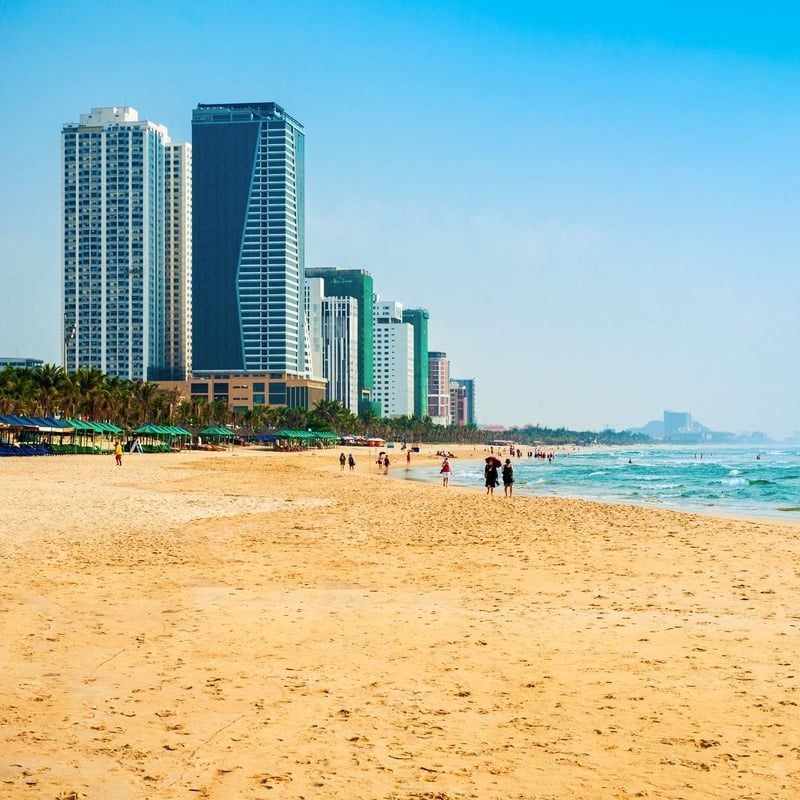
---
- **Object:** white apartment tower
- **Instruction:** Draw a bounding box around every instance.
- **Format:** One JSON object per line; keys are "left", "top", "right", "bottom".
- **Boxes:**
{"left": 323, "top": 297, "right": 359, "bottom": 413}
{"left": 164, "top": 141, "right": 192, "bottom": 380}
{"left": 427, "top": 351, "right": 451, "bottom": 426}
{"left": 373, "top": 298, "right": 415, "bottom": 418}
{"left": 304, "top": 278, "right": 325, "bottom": 382}
{"left": 61, "top": 107, "right": 191, "bottom": 381}
{"left": 304, "top": 278, "right": 358, "bottom": 412}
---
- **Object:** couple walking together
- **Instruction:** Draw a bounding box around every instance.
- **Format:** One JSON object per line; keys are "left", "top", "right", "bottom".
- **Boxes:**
{"left": 485, "top": 456, "right": 514, "bottom": 496}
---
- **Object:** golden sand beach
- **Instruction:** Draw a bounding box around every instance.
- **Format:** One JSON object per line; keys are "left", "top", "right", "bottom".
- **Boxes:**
{"left": 1, "top": 445, "right": 799, "bottom": 799}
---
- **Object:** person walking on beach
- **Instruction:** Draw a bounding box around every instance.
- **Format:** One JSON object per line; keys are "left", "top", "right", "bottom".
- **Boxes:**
{"left": 502, "top": 458, "right": 514, "bottom": 497}
{"left": 485, "top": 460, "right": 499, "bottom": 495}
{"left": 440, "top": 456, "right": 452, "bottom": 487}
{"left": 383, "top": 454, "right": 390, "bottom": 474}
{"left": 114, "top": 440, "right": 123, "bottom": 467}
{"left": 348, "top": 453, "right": 356, "bottom": 471}
{"left": 339, "top": 452, "right": 346, "bottom": 471}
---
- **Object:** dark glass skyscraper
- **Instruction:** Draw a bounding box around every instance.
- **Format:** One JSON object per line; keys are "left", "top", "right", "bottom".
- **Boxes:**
{"left": 191, "top": 102, "right": 305, "bottom": 374}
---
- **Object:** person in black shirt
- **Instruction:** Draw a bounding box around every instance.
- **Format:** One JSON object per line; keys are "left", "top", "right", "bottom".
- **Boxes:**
{"left": 502, "top": 459, "right": 514, "bottom": 497}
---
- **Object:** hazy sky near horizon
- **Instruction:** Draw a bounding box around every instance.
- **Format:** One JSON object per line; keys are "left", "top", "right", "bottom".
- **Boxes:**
{"left": 1, "top": 1, "right": 799, "bottom": 436}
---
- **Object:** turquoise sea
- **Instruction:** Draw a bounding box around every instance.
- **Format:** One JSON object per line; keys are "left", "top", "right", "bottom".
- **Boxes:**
{"left": 407, "top": 445, "right": 800, "bottom": 521}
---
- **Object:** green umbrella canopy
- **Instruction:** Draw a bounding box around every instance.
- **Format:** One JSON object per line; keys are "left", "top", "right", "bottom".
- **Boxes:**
{"left": 134, "top": 424, "right": 191, "bottom": 436}
{"left": 199, "top": 426, "right": 234, "bottom": 437}
{"left": 69, "top": 419, "right": 124, "bottom": 434}
{"left": 273, "top": 429, "right": 315, "bottom": 439}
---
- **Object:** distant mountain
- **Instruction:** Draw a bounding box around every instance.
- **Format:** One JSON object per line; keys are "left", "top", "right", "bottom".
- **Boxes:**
{"left": 633, "top": 420, "right": 664, "bottom": 438}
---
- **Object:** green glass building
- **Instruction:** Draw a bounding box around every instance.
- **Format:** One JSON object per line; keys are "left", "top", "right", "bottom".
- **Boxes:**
{"left": 401, "top": 308, "right": 430, "bottom": 419}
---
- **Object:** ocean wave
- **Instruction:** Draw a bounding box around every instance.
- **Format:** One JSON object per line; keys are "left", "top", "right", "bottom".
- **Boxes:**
{"left": 748, "top": 478, "right": 773, "bottom": 486}
{"left": 720, "top": 477, "right": 747, "bottom": 487}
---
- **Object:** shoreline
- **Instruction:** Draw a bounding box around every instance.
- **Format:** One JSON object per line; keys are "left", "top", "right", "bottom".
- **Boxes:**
{"left": 384, "top": 444, "right": 800, "bottom": 526}
{"left": 2, "top": 448, "right": 800, "bottom": 798}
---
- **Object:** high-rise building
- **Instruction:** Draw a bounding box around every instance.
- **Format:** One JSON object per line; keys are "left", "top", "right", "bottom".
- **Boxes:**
{"left": 451, "top": 378, "right": 476, "bottom": 426}
{"left": 62, "top": 107, "right": 189, "bottom": 381}
{"left": 401, "top": 308, "right": 429, "bottom": 418}
{"left": 191, "top": 102, "right": 305, "bottom": 375}
{"left": 164, "top": 142, "right": 192, "bottom": 380}
{"left": 304, "top": 278, "right": 326, "bottom": 383}
{"left": 373, "top": 299, "right": 414, "bottom": 418}
{"left": 322, "top": 296, "right": 359, "bottom": 413}
{"left": 427, "top": 351, "right": 450, "bottom": 426}
{"left": 663, "top": 410, "right": 693, "bottom": 440}
{"left": 306, "top": 267, "right": 375, "bottom": 413}
{"left": 304, "top": 278, "right": 359, "bottom": 412}
{"left": 449, "top": 380, "right": 468, "bottom": 426}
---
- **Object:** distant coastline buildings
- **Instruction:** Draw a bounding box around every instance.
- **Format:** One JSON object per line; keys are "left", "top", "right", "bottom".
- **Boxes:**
{"left": 0, "top": 357, "right": 45, "bottom": 372}
{"left": 54, "top": 101, "right": 476, "bottom": 422}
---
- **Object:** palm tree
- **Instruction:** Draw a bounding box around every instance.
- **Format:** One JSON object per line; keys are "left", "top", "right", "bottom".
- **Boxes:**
{"left": 102, "top": 376, "right": 132, "bottom": 425}
{"left": 157, "top": 388, "right": 181, "bottom": 426}
{"left": 310, "top": 399, "right": 355, "bottom": 432}
{"left": 32, "top": 363, "right": 67, "bottom": 417}
{"left": 208, "top": 399, "right": 229, "bottom": 427}
{"left": 281, "top": 405, "right": 310, "bottom": 430}
{"left": 176, "top": 397, "right": 203, "bottom": 428}
{"left": 0, "top": 366, "right": 27, "bottom": 414}
{"left": 70, "top": 368, "right": 107, "bottom": 420}
{"left": 131, "top": 380, "right": 160, "bottom": 424}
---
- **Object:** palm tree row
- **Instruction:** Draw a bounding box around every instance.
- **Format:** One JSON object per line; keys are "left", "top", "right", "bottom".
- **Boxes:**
{"left": 0, "top": 365, "right": 487, "bottom": 443}
{"left": 0, "top": 365, "right": 181, "bottom": 428}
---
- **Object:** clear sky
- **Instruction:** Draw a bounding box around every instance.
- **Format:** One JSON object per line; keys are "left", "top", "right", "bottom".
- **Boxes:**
{"left": 1, "top": 0, "right": 799, "bottom": 437}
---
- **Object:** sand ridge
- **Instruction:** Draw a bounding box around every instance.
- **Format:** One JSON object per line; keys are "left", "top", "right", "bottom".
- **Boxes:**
{"left": 1, "top": 446, "right": 799, "bottom": 798}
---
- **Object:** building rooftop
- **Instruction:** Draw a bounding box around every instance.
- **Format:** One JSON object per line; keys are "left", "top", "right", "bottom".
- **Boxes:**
{"left": 194, "top": 102, "right": 302, "bottom": 129}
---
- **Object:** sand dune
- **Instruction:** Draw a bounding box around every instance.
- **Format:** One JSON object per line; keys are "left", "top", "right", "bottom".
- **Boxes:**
{"left": 1, "top": 446, "right": 799, "bottom": 798}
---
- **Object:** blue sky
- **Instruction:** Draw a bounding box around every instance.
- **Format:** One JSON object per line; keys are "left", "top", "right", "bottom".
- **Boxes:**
{"left": 1, "top": 0, "right": 799, "bottom": 436}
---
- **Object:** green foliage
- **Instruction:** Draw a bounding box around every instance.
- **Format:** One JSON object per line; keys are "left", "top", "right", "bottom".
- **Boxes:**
{"left": 0, "top": 364, "right": 651, "bottom": 444}
{"left": 503, "top": 425, "right": 651, "bottom": 446}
